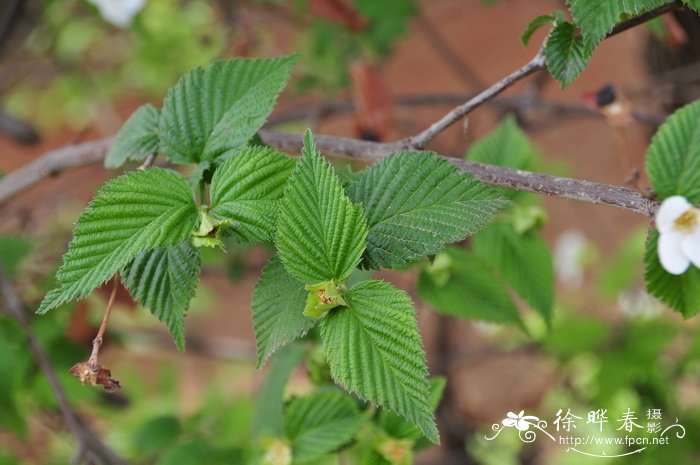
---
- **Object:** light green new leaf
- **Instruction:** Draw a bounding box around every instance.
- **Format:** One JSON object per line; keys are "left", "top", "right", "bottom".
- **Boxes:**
{"left": 284, "top": 390, "right": 367, "bottom": 463}
{"left": 276, "top": 131, "right": 368, "bottom": 284}
{"left": 105, "top": 104, "right": 160, "bottom": 169}
{"left": 417, "top": 248, "right": 524, "bottom": 328}
{"left": 121, "top": 242, "right": 202, "bottom": 351}
{"left": 254, "top": 345, "right": 306, "bottom": 438}
{"left": 520, "top": 14, "right": 556, "bottom": 46}
{"left": 159, "top": 56, "right": 296, "bottom": 165}
{"left": 646, "top": 101, "right": 700, "bottom": 203}
{"left": 683, "top": 0, "right": 700, "bottom": 13}
{"left": 566, "top": 0, "right": 670, "bottom": 51}
{"left": 473, "top": 222, "right": 554, "bottom": 324}
{"left": 38, "top": 168, "right": 198, "bottom": 314}
{"left": 320, "top": 280, "right": 439, "bottom": 444}
{"left": 545, "top": 21, "right": 590, "bottom": 88}
{"left": 252, "top": 257, "right": 317, "bottom": 368}
{"left": 209, "top": 146, "right": 295, "bottom": 243}
{"left": 645, "top": 230, "right": 700, "bottom": 318}
{"left": 347, "top": 151, "right": 507, "bottom": 270}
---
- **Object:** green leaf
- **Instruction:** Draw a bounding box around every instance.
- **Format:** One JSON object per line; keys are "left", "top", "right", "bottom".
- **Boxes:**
{"left": 378, "top": 377, "right": 446, "bottom": 443}
{"left": 566, "top": 0, "right": 670, "bottom": 51}
{"left": 545, "top": 21, "right": 590, "bottom": 88}
{"left": 347, "top": 151, "right": 507, "bottom": 270}
{"left": 417, "top": 248, "right": 524, "bottom": 328}
{"left": 646, "top": 100, "right": 700, "bottom": 203}
{"left": 644, "top": 229, "right": 700, "bottom": 318}
{"left": 252, "top": 257, "right": 317, "bottom": 368}
{"left": 105, "top": 104, "right": 160, "bottom": 169}
{"left": 121, "top": 242, "right": 202, "bottom": 351}
{"left": 283, "top": 390, "right": 367, "bottom": 463}
{"left": 320, "top": 280, "right": 438, "bottom": 444}
{"left": 209, "top": 146, "right": 295, "bottom": 243}
{"left": 520, "top": 14, "right": 556, "bottom": 46}
{"left": 466, "top": 116, "right": 542, "bottom": 202}
{"left": 254, "top": 344, "right": 306, "bottom": 438}
{"left": 276, "top": 130, "right": 368, "bottom": 284}
{"left": 38, "top": 168, "right": 198, "bottom": 314}
{"left": 683, "top": 0, "right": 700, "bottom": 13}
{"left": 472, "top": 222, "right": 554, "bottom": 324}
{"left": 159, "top": 56, "right": 297, "bottom": 165}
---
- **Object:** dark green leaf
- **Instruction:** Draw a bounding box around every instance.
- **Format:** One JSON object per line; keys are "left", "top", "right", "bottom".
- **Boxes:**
{"left": 38, "top": 168, "right": 198, "bottom": 314}
{"left": 545, "top": 21, "right": 590, "bottom": 88}
{"left": 348, "top": 151, "right": 506, "bottom": 270}
{"left": 121, "top": 242, "right": 202, "bottom": 351}
{"left": 159, "top": 56, "right": 297, "bottom": 165}
{"left": 209, "top": 146, "right": 295, "bottom": 243}
{"left": 321, "top": 280, "right": 439, "bottom": 444}
{"left": 252, "top": 257, "right": 317, "bottom": 368}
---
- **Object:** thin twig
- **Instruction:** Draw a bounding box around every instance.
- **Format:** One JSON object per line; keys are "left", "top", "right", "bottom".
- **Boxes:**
{"left": 0, "top": 136, "right": 113, "bottom": 204}
{"left": 88, "top": 275, "right": 119, "bottom": 366}
{"left": 403, "top": 48, "right": 547, "bottom": 149}
{"left": 0, "top": 267, "right": 129, "bottom": 465}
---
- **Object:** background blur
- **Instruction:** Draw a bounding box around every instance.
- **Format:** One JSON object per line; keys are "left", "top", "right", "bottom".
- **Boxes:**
{"left": 1, "top": 0, "right": 700, "bottom": 464}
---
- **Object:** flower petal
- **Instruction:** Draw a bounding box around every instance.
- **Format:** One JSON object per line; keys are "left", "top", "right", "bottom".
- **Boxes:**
{"left": 656, "top": 196, "right": 692, "bottom": 233}
{"left": 681, "top": 227, "right": 700, "bottom": 269}
{"left": 659, "top": 230, "right": 691, "bottom": 275}
{"left": 502, "top": 418, "right": 517, "bottom": 427}
{"left": 515, "top": 419, "right": 530, "bottom": 431}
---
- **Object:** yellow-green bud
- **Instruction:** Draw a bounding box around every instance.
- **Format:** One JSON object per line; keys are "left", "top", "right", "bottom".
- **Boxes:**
{"left": 303, "top": 280, "right": 347, "bottom": 318}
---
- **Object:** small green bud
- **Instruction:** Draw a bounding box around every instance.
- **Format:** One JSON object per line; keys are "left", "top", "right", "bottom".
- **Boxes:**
{"left": 426, "top": 251, "right": 453, "bottom": 288}
{"left": 260, "top": 437, "right": 292, "bottom": 465}
{"left": 303, "top": 281, "right": 347, "bottom": 318}
{"left": 377, "top": 437, "right": 414, "bottom": 465}
{"left": 191, "top": 207, "right": 231, "bottom": 249}
{"left": 512, "top": 204, "right": 548, "bottom": 234}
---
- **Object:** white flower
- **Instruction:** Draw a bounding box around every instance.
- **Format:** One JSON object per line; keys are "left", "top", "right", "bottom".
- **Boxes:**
{"left": 87, "top": 0, "right": 147, "bottom": 28}
{"left": 656, "top": 195, "right": 700, "bottom": 275}
{"left": 502, "top": 411, "right": 538, "bottom": 431}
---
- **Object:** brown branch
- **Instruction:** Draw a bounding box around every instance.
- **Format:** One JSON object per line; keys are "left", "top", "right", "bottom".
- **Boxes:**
{"left": 0, "top": 131, "right": 659, "bottom": 217}
{"left": 257, "top": 131, "right": 658, "bottom": 217}
{"left": 0, "top": 267, "right": 129, "bottom": 465}
{"left": 0, "top": 136, "right": 113, "bottom": 204}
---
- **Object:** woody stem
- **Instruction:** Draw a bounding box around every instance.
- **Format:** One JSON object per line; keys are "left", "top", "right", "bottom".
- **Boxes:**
{"left": 88, "top": 274, "right": 119, "bottom": 367}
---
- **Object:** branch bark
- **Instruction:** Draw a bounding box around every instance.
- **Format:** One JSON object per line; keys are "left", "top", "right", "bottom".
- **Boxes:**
{"left": 0, "top": 267, "right": 129, "bottom": 465}
{"left": 0, "top": 131, "right": 659, "bottom": 217}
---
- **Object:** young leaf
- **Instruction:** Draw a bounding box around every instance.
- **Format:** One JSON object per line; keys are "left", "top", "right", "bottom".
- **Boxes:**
{"left": 645, "top": 229, "right": 700, "bottom": 318}
{"left": 467, "top": 115, "right": 538, "bottom": 171}
{"left": 566, "top": 0, "right": 669, "bottom": 51}
{"left": 283, "top": 390, "right": 367, "bottom": 463}
{"left": 417, "top": 248, "right": 524, "bottom": 328}
{"left": 254, "top": 345, "right": 306, "bottom": 439}
{"left": 472, "top": 222, "right": 554, "bottom": 324}
{"left": 347, "top": 151, "right": 507, "bottom": 270}
{"left": 320, "top": 280, "right": 439, "bottom": 444}
{"left": 378, "top": 377, "right": 446, "bottom": 443}
{"left": 520, "top": 14, "right": 556, "bottom": 46}
{"left": 545, "top": 21, "right": 590, "bottom": 88}
{"left": 209, "top": 146, "right": 295, "bottom": 243}
{"left": 159, "top": 56, "right": 296, "bottom": 165}
{"left": 121, "top": 242, "right": 202, "bottom": 351}
{"left": 646, "top": 101, "right": 700, "bottom": 203}
{"left": 105, "top": 104, "right": 160, "bottom": 169}
{"left": 38, "top": 168, "right": 198, "bottom": 314}
{"left": 252, "top": 257, "right": 317, "bottom": 368}
{"left": 276, "top": 131, "right": 368, "bottom": 284}
{"left": 684, "top": 0, "right": 700, "bottom": 13}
